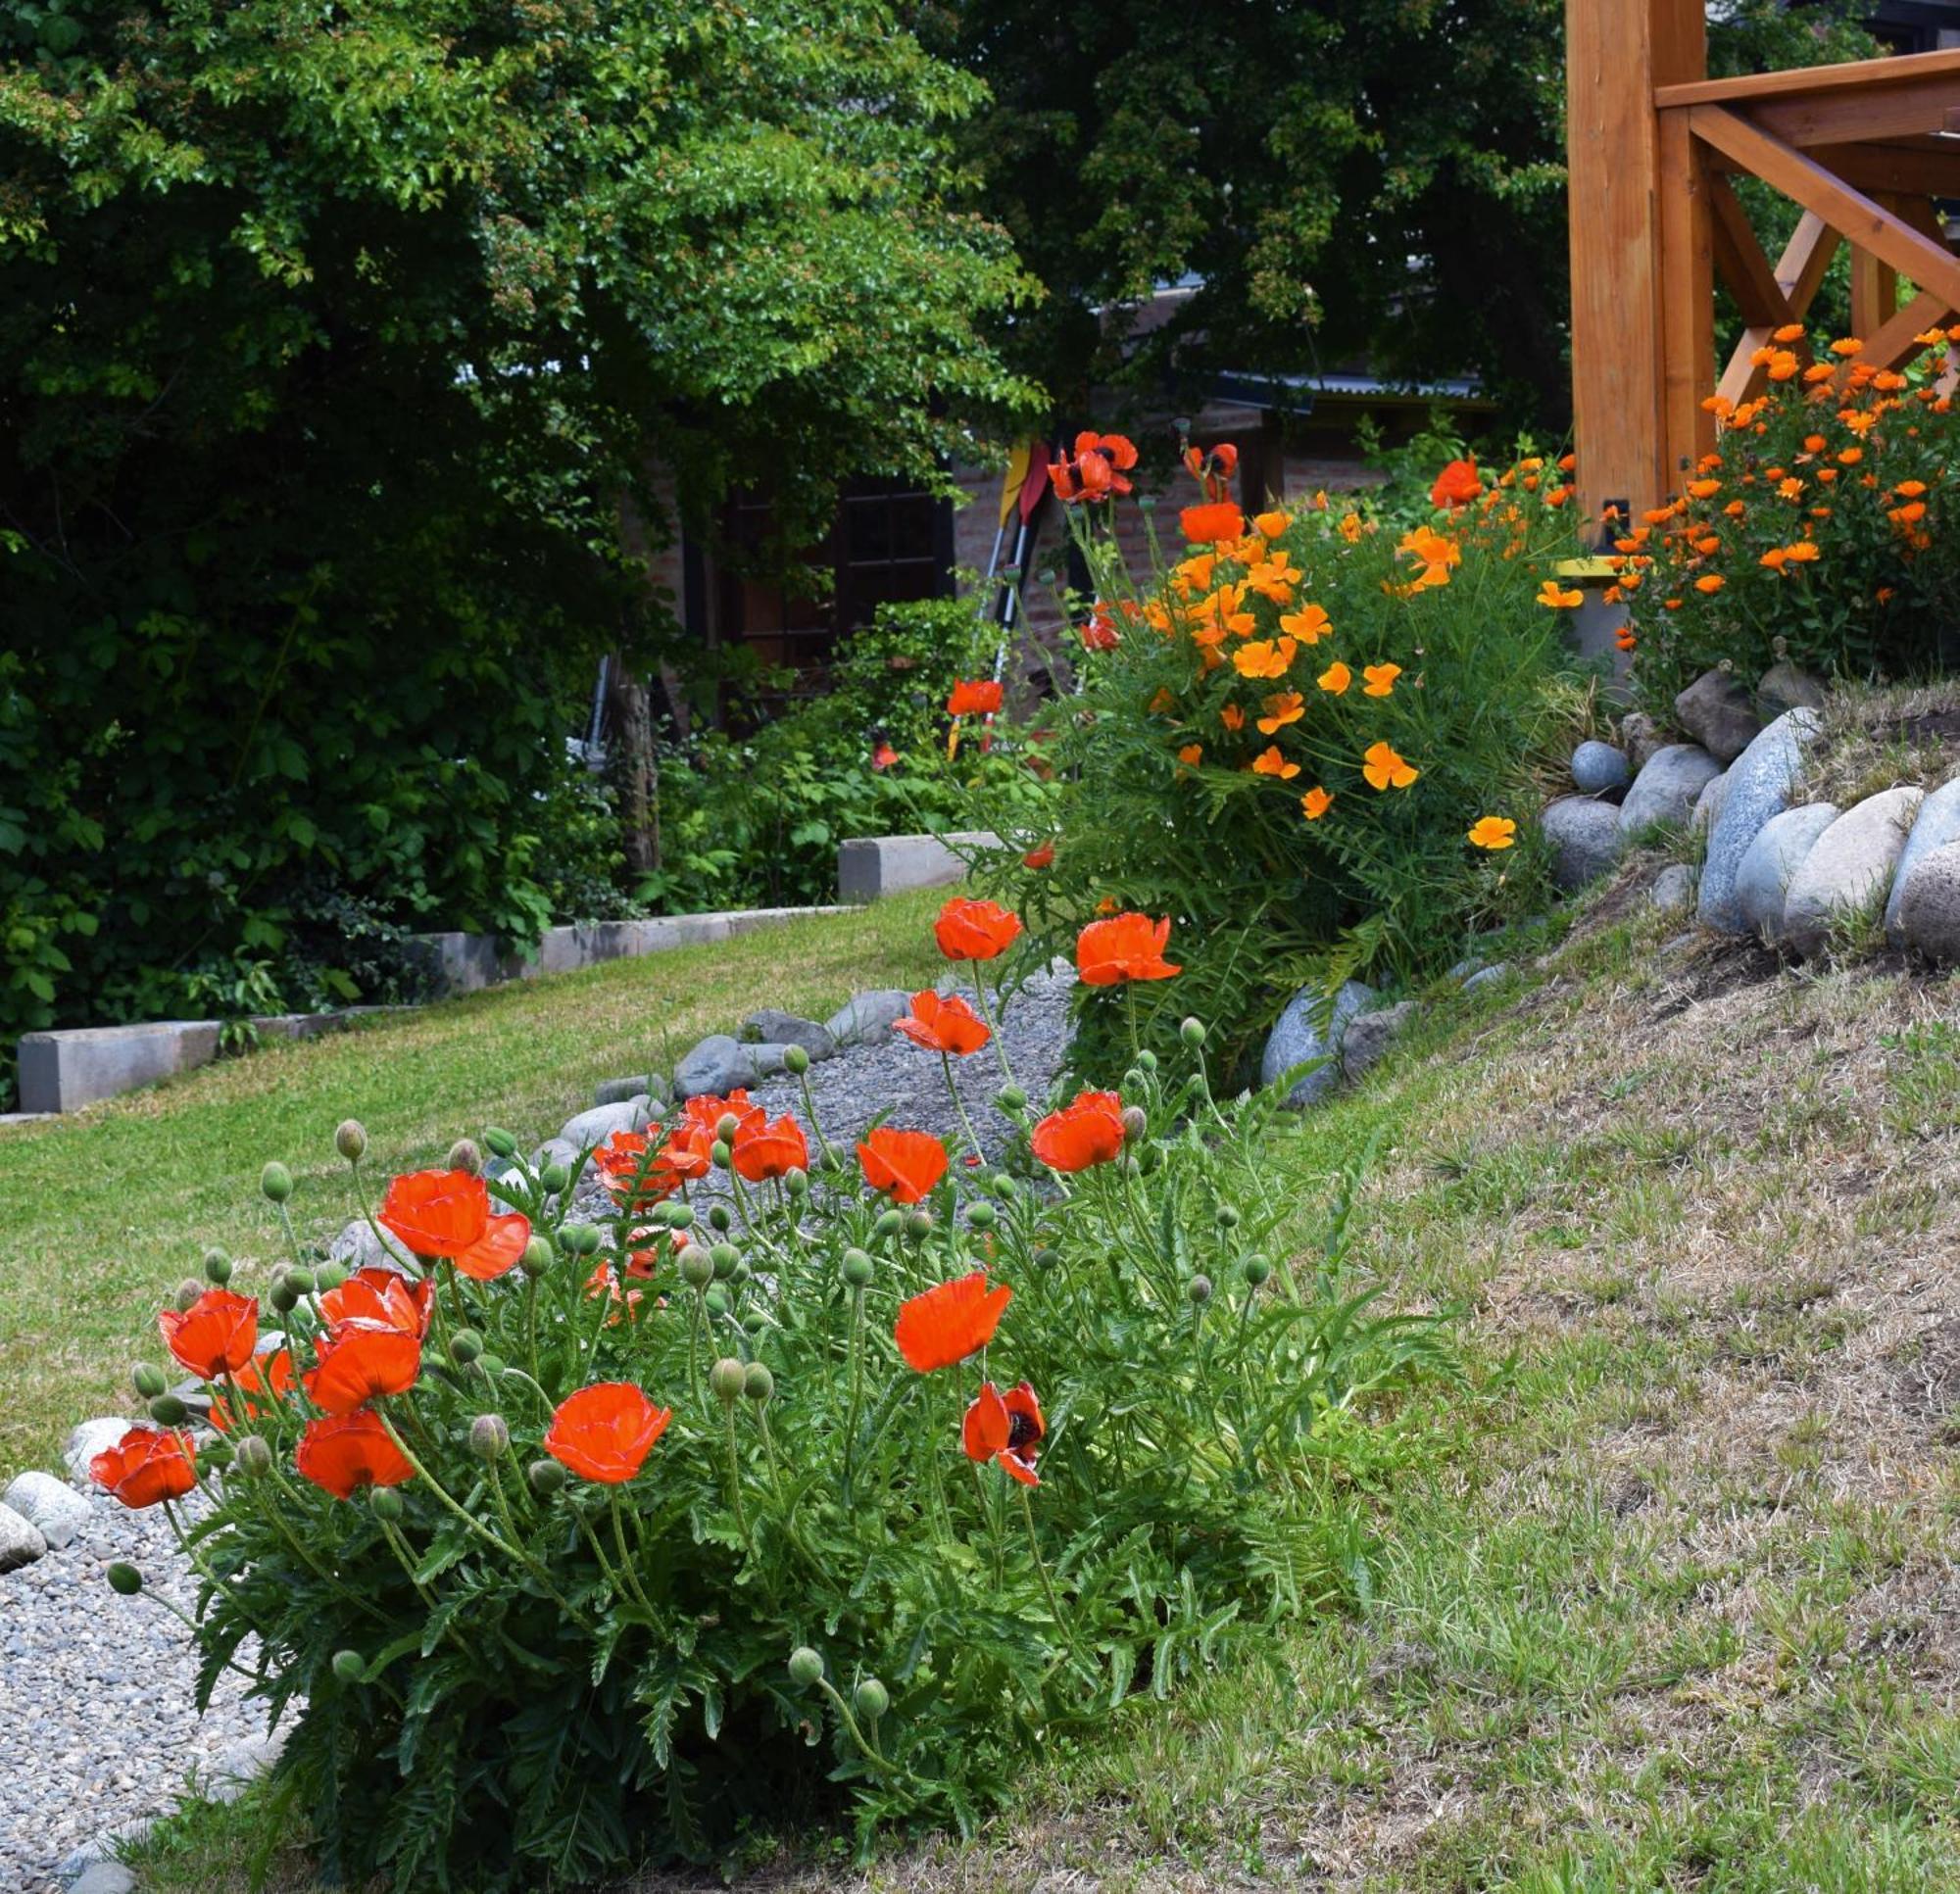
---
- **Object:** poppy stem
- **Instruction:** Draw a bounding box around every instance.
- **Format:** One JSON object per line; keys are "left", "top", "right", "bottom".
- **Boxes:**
{"left": 969, "top": 968, "right": 1016, "bottom": 1091}
{"left": 722, "top": 1406, "right": 750, "bottom": 1537}
{"left": 939, "top": 1052, "right": 988, "bottom": 1169}
{"left": 815, "top": 1676, "right": 901, "bottom": 1776}
{"left": 1018, "top": 1485, "right": 1078, "bottom": 1660}
{"left": 608, "top": 1493, "right": 660, "bottom": 1616}
{"left": 130, "top": 1584, "right": 263, "bottom": 1684}
{"left": 796, "top": 1066, "right": 842, "bottom": 1172}
{"left": 843, "top": 1285, "right": 866, "bottom": 1487}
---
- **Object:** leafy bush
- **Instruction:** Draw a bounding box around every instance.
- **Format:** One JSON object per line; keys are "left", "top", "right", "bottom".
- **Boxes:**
{"left": 99, "top": 909, "right": 1446, "bottom": 1890}
{"left": 1619, "top": 326, "right": 1960, "bottom": 707}
{"left": 977, "top": 436, "right": 1580, "bottom": 1080}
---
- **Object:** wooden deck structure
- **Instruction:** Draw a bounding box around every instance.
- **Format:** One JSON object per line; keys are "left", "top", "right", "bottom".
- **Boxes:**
{"left": 1566, "top": 0, "right": 1960, "bottom": 535}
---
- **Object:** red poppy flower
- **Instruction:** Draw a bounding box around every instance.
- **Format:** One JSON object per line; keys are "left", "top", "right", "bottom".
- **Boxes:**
{"left": 934, "top": 897, "right": 1023, "bottom": 962}
{"left": 947, "top": 678, "right": 1004, "bottom": 717}
{"left": 857, "top": 1127, "right": 950, "bottom": 1204}
{"left": 1049, "top": 431, "right": 1140, "bottom": 502}
{"left": 895, "top": 1269, "right": 1012, "bottom": 1373}
{"left": 1022, "top": 842, "right": 1055, "bottom": 870}
{"left": 894, "top": 990, "right": 991, "bottom": 1056}
{"left": 318, "top": 1266, "right": 432, "bottom": 1338}
{"left": 1074, "top": 912, "right": 1181, "bottom": 986}
{"left": 583, "top": 1262, "right": 646, "bottom": 1326}
{"left": 961, "top": 1380, "right": 1045, "bottom": 1485}
{"left": 543, "top": 1383, "right": 672, "bottom": 1483}
{"left": 593, "top": 1129, "right": 684, "bottom": 1208}
{"left": 305, "top": 1321, "right": 423, "bottom": 1416}
{"left": 1030, "top": 1090, "right": 1126, "bottom": 1172}
{"left": 453, "top": 1212, "right": 530, "bottom": 1283}
{"left": 731, "top": 1112, "right": 809, "bottom": 1183}
{"left": 210, "top": 1348, "right": 295, "bottom": 1433}
{"left": 158, "top": 1287, "right": 259, "bottom": 1381}
{"left": 1180, "top": 501, "right": 1247, "bottom": 544}
{"left": 90, "top": 1427, "right": 197, "bottom": 1510}
{"left": 871, "top": 742, "right": 899, "bottom": 770}
{"left": 1079, "top": 602, "right": 1120, "bottom": 652}
{"left": 1430, "top": 458, "right": 1482, "bottom": 509}
{"left": 377, "top": 1169, "right": 530, "bottom": 1280}
{"left": 1183, "top": 440, "right": 1239, "bottom": 499}
{"left": 296, "top": 1410, "right": 415, "bottom": 1500}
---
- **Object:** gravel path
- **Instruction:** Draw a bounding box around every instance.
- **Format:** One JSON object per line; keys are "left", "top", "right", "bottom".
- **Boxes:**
{"left": 0, "top": 1475, "right": 277, "bottom": 1892}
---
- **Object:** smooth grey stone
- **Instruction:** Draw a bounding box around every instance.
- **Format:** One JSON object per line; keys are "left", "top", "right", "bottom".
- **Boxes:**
{"left": 592, "top": 1074, "right": 652, "bottom": 1107}
{"left": 1543, "top": 796, "right": 1625, "bottom": 890}
{"left": 168, "top": 1378, "right": 215, "bottom": 1423}
{"left": 1462, "top": 962, "right": 1512, "bottom": 993}
{"left": 739, "top": 1010, "right": 838, "bottom": 1059}
{"left": 1446, "top": 957, "right": 1481, "bottom": 984}
{"left": 329, "top": 1218, "right": 418, "bottom": 1275}
{"left": 1897, "top": 839, "right": 1960, "bottom": 962}
{"left": 1675, "top": 667, "right": 1761, "bottom": 764}
{"left": 70, "top": 1866, "right": 138, "bottom": 1894}
{"left": 1571, "top": 740, "right": 1632, "bottom": 794}
{"left": 1690, "top": 769, "right": 1730, "bottom": 836}
{"left": 1886, "top": 777, "right": 1960, "bottom": 946}
{"left": 1342, "top": 1001, "right": 1417, "bottom": 1081}
{"left": 528, "top": 1137, "right": 579, "bottom": 1178}
{"left": 558, "top": 1097, "right": 650, "bottom": 1151}
{"left": 0, "top": 1500, "right": 47, "bottom": 1572}
{"left": 1, "top": 1470, "right": 90, "bottom": 1550}
{"left": 1736, "top": 803, "right": 1839, "bottom": 941}
{"left": 1698, "top": 708, "right": 1822, "bottom": 932}
{"left": 1620, "top": 744, "right": 1723, "bottom": 835}
{"left": 1260, "top": 981, "right": 1374, "bottom": 1108}
{"left": 1782, "top": 787, "right": 1923, "bottom": 957}
{"left": 63, "top": 1417, "right": 129, "bottom": 1485}
{"left": 1757, "top": 660, "right": 1827, "bottom": 717}
{"left": 745, "top": 1043, "right": 792, "bottom": 1080}
{"left": 1649, "top": 863, "right": 1697, "bottom": 913}
{"left": 823, "top": 989, "right": 914, "bottom": 1047}
{"left": 673, "top": 1034, "right": 758, "bottom": 1099}
{"left": 1619, "top": 710, "right": 1665, "bottom": 770}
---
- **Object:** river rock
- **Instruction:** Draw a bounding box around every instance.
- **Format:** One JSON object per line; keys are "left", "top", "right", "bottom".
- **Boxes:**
{"left": 1885, "top": 777, "right": 1960, "bottom": 946}
{"left": 1543, "top": 796, "right": 1625, "bottom": 890}
{"left": 1675, "top": 667, "right": 1761, "bottom": 764}
{"left": 1757, "top": 660, "right": 1827, "bottom": 717}
{"left": 1462, "top": 963, "right": 1512, "bottom": 993}
{"left": 1650, "top": 863, "right": 1696, "bottom": 913}
{"left": 1620, "top": 744, "right": 1723, "bottom": 835}
{"left": 1341, "top": 1000, "right": 1417, "bottom": 1082}
{"left": 63, "top": 1417, "right": 130, "bottom": 1485}
{"left": 1690, "top": 769, "right": 1730, "bottom": 835}
{"left": 0, "top": 1501, "right": 47, "bottom": 1572}
{"left": 593, "top": 1074, "right": 661, "bottom": 1108}
{"left": 740, "top": 1010, "right": 838, "bottom": 1060}
{"left": 1, "top": 1471, "right": 89, "bottom": 1550}
{"left": 557, "top": 1096, "right": 651, "bottom": 1150}
{"left": 329, "top": 1218, "right": 418, "bottom": 1275}
{"left": 1260, "top": 981, "right": 1374, "bottom": 1108}
{"left": 1781, "top": 786, "right": 1923, "bottom": 957}
{"left": 824, "top": 990, "right": 914, "bottom": 1047}
{"left": 1736, "top": 802, "right": 1839, "bottom": 941}
{"left": 1619, "top": 711, "right": 1665, "bottom": 770}
{"left": 1896, "top": 839, "right": 1960, "bottom": 962}
{"left": 673, "top": 1035, "right": 758, "bottom": 1100}
{"left": 1698, "top": 708, "right": 1822, "bottom": 932}
{"left": 1571, "top": 741, "right": 1632, "bottom": 795}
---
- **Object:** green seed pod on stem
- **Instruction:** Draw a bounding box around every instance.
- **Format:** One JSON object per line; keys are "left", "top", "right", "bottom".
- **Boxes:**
{"left": 540, "top": 1163, "right": 570, "bottom": 1194}
{"left": 741, "top": 1311, "right": 766, "bottom": 1336}
{"left": 148, "top": 1393, "right": 189, "bottom": 1426}
{"left": 106, "top": 1562, "right": 143, "bottom": 1596}
{"left": 709, "top": 1357, "right": 747, "bottom": 1405}
{"left": 131, "top": 1362, "right": 168, "bottom": 1399}
{"left": 1120, "top": 1106, "right": 1149, "bottom": 1142}
{"left": 449, "top": 1329, "right": 484, "bottom": 1365}
{"left": 334, "top": 1119, "right": 368, "bottom": 1164}
{"left": 667, "top": 1202, "right": 696, "bottom": 1231}
{"left": 787, "top": 1647, "right": 824, "bottom": 1687}
{"left": 233, "top": 1435, "right": 274, "bottom": 1478}
{"left": 710, "top": 1242, "right": 740, "bottom": 1281}
{"left": 996, "top": 1084, "right": 1027, "bottom": 1112}
{"left": 447, "top": 1139, "right": 481, "bottom": 1176}
{"left": 715, "top": 1112, "right": 741, "bottom": 1142}
{"left": 1137, "top": 1047, "right": 1158, "bottom": 1073}
{"left": 314, "top": 1260, "right": 347, "bottom": 1291}
{"left": 476, "top": 1352, "right": 507, "bottom": 1380}
{"left": 854, "top": 1677, "right": 890, "bottom": 1721}
{"left": 1243, "top": 1254, "right": 1273, "bottom": 1287}
{"left": 369, "top": 1486, "right": 405, "bottom": 1522}
{"left": 203, "top": 1248, "right": 233, "bottom": 1285}
{"left": 482, "top": 1127, "right": 517, "bottom": 1158}
{"left": 175, "top": 1279, "right": 206, "bottom": 1312}
{"left": 842, "top": 1248, "right": 873, "bottom": 1287}
{"left": 966, "top": 1201, "right": 997, "bottom": 1231}
{"left": 1187, "top": 1274, "right": 1213, "bottom": 1306}
{"left": 707, "top": 1204, "right": 731, "bottom": 1233}
{"left": 742, "top": 1362, "right": 774, "bottom": 1402}
{"left": 784, "top": 1044, "right": 809, "bottom": 1076}
{"left": 710, "top": 1139, "right": 732, "bottom": 1169}
{"left": 260, "top": 1161, "right": 293, "bottom": 1203}
{"left": 284, "top": 1265, "right": 316, "bottom": 1296}
{"left": 1180, "top": 1016, "right": 1207, "bottom": 1047}
{"left": 469, "top": 1414, "right": 511, "bottom": 1461}
{"left": 527, "top": 1459, "right": 567, "bottom": 1497}
{"left": 991, "top": 1172, "right": 1018, "bottom": 1198}
{"left": 678, "top": 1246, "right": 714, "bottom": 1289}
{"left": 521, "top": 1235, "right": 555, "bottom": 1275}
{"left": 331, "top": 1650, "right": 366, "bottom": 1683}
{"left": 873, "top": 1209, "right": 903, "bottom": 1239}
{"left": 704, "top": 1284, "right": 731, "bottom": 1316}
{"left": 1215, "top": 1203, "right": 1241, "bottom": 1229}
{"left": 904, "top": 1210, "right": 934, "bottom": 1242}
{"left": 785, "top": 1167, "right": 809, "bottom": 1198}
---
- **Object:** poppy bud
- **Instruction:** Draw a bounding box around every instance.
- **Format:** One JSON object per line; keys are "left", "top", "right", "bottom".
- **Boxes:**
{"left": 710, "top": 1242, "right": 740, "bottom": 1281}
{"left": 1034, "top": 1246, "right": 1061, "bottom": 1272}
{"left": 991, "top": 1172, "right": 1018, "bottom": 1198}
{"left": 331, "top": 1650, "right": 366, "bottom": 1683}
{"left": 741, "top": 1310, "right": 766, "bottom": 1336}
{"left": 716, "top": 1112, "right": 741, "bottom": 1142}
{"left": 784, "top": 1044, "right": 810, "bottom": 1075}
{"left": 996, "top": 1085, "right": 1027, "bottom": 1112}
{"left": 1137, "top": 1048, "right": 1158, "bottom": 1074}
{"left": 334, "top": 1119, "right": 368, "bottom": 1164}
{"left": 785, "top": 1167, "right": 809, "bottom": 1198}
{"left": 315, "top": 1260, "right": 347, "bottom": 1291}
{"left": 667, "top": 1202, "right": 697, "bottom": 1231}
{"left": 854, "top": 1677, "right": 889, "bottom": 1722}
{"left": 679, "top": 1246, "right": 714, "bottom": 1289}
{"left": 1243, "top": 1255, "right": 1272, "bottom": 1287}
{"left": 370, "top": 1487, "right": 405, "bottom": 1522}
{"left": 131, "top": 1362, "right": 168, "bottom": 1398}
{"left": 967, "top": 1201, "right": 997, "bottom": 1231}
{"left": 710, "top": 1139, "right": 732, "bottom": 1169}
{"left": 521, "top": 1235, "right": 555, "bottom": 1275}
{"left": 260, "top": 1161, "right": 293, "bottom": 1203}
{"left": 1123, "top": 1069, "right": 1146, "bottom": 1092}
{"left": 540, "top": 1162, "right": 570, "bottom": 1194}
{"left": 233, "top": 1435, "right": 274, "bottom": 1478}
{"left": 1214, "top": 1204, "right": 1241, "bottom": 1229}
{"left": 267, "top": 1276, "right": 297, "bottom": 1315}
{"left": 450, "top": 1329, "right": 484, "bottom": 1365}
{"left": 204, "top": 1248, "right": 233, "bottom": 1285}
{"left": 1120, "top": 1106, "right": 1149, "bottom": 1142}
{"left": 788, "top": 1646, "right": 825, "bottom": 1687}
{"left": 285, "top": 1265, "right": 316, "bottom": 1295}
{"left": 842, "top": 1250, "right": 873, "bottom": 1287}
{"left": 873, "top": 1209, "right": 903, "bottom": 1239}
{"left": 1180, "top": 1017, "right": 1206, "bottom": 1047}
{"left": 565, "top": 1223, "right": 602, "bottom": 1256}
{"left": 107, "top": 1562, "right": 143, "bottom": 1596}
{"left": 710, "top": 1357, "right": 747, "bottom": 1404}
{"left": 528, "top": 1458, "right": 567, "bottom": 1497}
{"left": 469, "top": 1414, "right": 511, "bottom": 1461}
{"left": 175, "top": 1279, "right": 206, "bottom": 1312}
{"left": 743, "top": 1363, "right": 774, "bottom": 1402}
{"left": 149, "top": 1394, "right": 189, "bottom": 1426}
{"left": 704, "top": 1284, "right": 731, "bottom": 1316}
{"left": 707, "top": 1204, "right": 731, "bottom": 1233}
{"left": 482, "top": 1127, "right": 517, "bottom": 1158}
{"left": 447, "top": 1139, "right": 481, "bottom": 1177}
{"left": 1187, "top": 1274, "right": 1213, "bottom": 1306}
{"left": 904, "top": 1210, "right": 934, "bottom": 1242}
{"left": 476, "top": 1352, "right": 507, "bottom": 1379}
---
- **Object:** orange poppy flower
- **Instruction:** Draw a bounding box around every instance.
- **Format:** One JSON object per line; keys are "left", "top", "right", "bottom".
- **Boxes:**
{"left": 1615, "top": 626, "right": 1638, "bottom": 653}
{"left": 961, "top": 1380, "right": 1045, "bottom": 1485}
{"left": 378, "top": 1169, "right": 531, "bottom": 1281}
{"left": 1430, "top": 459, "right": 1482, "bottom": 509}
{"left": 1078, "top": 601, "right": 1120, "bottom": 652}
{"left": 894, "top": 990, "right": 991, "bottom": 1056}
{"left": 1251, "top": 745, "right": 1300, "bottom": 780}
{"left": 90, "top": 1427, "right": 197, "bottom": 1510}
{"left": 158, "top": 1287, "right": 258, "bottom": 1381}
{"left": 857, "top": 1127, "right": 950, "bottom": 1203}
{"left": 1362, "top": 662, "right": 1401, "bottom": 698}
{"left": 1467, "top": 815, "right": 1516, "bottom": 850}
{"left": 452, "top": 1212, "right": 532, "bottom": 1283}
{"left": 947, "top": 678, "right": 1004, "bottom": 717}
{"left": 1180, "top": 502, "right": 1247, "bottom": 544}
{"left": 1300, "top": 785, "right": 1333, "bottom": 820}
{"left": 319, "top": 1266, "right": 433, "bottom": 1337}
{"left": 1075, "top": 912, "right": 1180, "bottom": 986}
{"left": 544, "top": 1383, "right": 672, "bottom": 1484}
{"left": 210, "top": 1347, "right": 296, "bottom": 1433}
{"left": 1362, "top": 741, "right": 1419, "bottom": 790}
{"left": 1253, "top": 509, "right": 1291, "bottom": 538}
{"left": 592, "top": 1127, "right": 685, "bottom": 1206}
{"left": 1256, "top": 692, "right": 1304, "bottom": 734}
{"left": 296, "top": 1410, "right": 414, "bottom": 1500}
{"left": 1536, "top": 580, "right": 1584, "bottom": 608}
{"left": 583, "top": 1261, "right": 645, "bottom": 1326}
{"left": 895, "top": 1270, "right": 1012, "bottom": 1373}
{"left": 1694, "top": 574, "right": 1725, "bottom": 594}
{"left": 1232, "top": 637, "right": 1297, "bottom": 680}
{"left": 934, "top": 897, "right": 1023, "bottom": 962}
{"left": 1177, "top": 743, "right": 1203, "bottom": 766}
{"left": 1686, "top": 478, "right": 1721, "bottom": 500}
{"left": 1829, "top": 337, "right": 1864, "bottom": 357}
{"left": 1220, "top": 703, "right": 1246, "bottom": 731}
{"left": 731, "top": 1112, "right": 808, "bottom": 1183}
{"left": 1049, "top": 431, "right": 1139, "bottom": 502}
{"left": 306, "top": 1321, "right": 423, "bottom": 1416}
{"left": 1030, "top": 1091, "right": 1126, "bottom": 1172}
{"left": 1317, "top": 660, "right": 1351, "bottom": 695}
{"left": 1022, "top": 842, "right": 1055, "bottom": 870}
{"left": 1278, "top": 603, "right": 1332, "bottom": 644}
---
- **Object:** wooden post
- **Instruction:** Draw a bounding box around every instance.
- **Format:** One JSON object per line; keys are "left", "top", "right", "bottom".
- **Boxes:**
{"left": 1566, "top": 0, "right": 1706, "bottom": 537}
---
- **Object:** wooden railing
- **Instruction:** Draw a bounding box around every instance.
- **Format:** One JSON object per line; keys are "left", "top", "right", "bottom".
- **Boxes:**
{"left": 1567, "top": 1, "right": 1960, "bottom": 535}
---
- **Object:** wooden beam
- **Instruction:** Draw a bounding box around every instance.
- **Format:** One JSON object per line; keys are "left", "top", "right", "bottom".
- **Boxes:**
{"left": 1707, "top": 173, "right": 1791, "bottom": 326}
{"left": 1755, "top": 80, "right": 1960, "bottom": 152}
{"left": 1688, "top": 105, "right": 1960, "bottom": 316}
{"left": 1851, "top": 193, "right": 1901, "bottom": 337}
{"left": 1654, "top": 45, "right": 1960, "bottom": 110}
{"left": 1658, "top": 109, "right": 1715, "bottom": 481}
{"left": 1798, "top": 140, "right": 1960, "bottom": 198}
{"left": 1715, "top": 213, "right": 1839, "bottom": 413}
{"left": 1852, "top": 286, "right": 1954, "bottom": 372}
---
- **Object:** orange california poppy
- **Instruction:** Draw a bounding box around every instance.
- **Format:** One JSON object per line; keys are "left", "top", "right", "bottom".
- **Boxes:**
{"left": 1362, "top": 662, "right": 1401, "bottom": 698}
{"left": 1180, "top": 502, "right": 1247, "bottom": 544}
{"left": 947, "top": 678, "right": 1004, "bottom": 717}
{"left": 544, "top": 1383, "right": 672, "bottom": 1484}
{"left": 90, "top": 1427, "right": 197, "bottom": 1509}
{"left": 1254, "top": 509, "right": 1291, "bottom": 538}
{"left": 1467, "top": 815, "right": 1516, "bottom": 850}
{"left": 296, "top": 1410, "right": 415, "bottom": 1500}
{"left": 1030, "top": 1090, "right": 1126, "bottom": 1172}
{"left": 1220, "top": 703, "right": 1247, "bottom": 731}
{"left": 209, "top": 1348, "right": 296, "bottom": 1433}
{"left": 961, "top": 1380, "right": 1045, "bottom": 1485}
{"left": 158, "top": 1287, "right": 258, "bottom": 1381}
{"left": 1278, "top": 603, "right": 1333, "bottom": 644}
{"left": 319, "top": 1266, "right": 433, "bottom": 1337}
{"left": 1022, "top": 842, "right": 1055, "bottom": 870}
{"left": 1257, "top": 692, "right": 1305, "bottom": 734}
{"left": 305, "top": 1321, "right": 423, "bottom": 1417}
{"left": 1693, "top": 574, "right": 1725, "bottom": 594}
{"left": 1177, "top": 743, "right": 1203, "bottom": 767}
{"left": 1430, "top": 459, "right": 1482, "bottom": 509}
{"left": 1075, "top": 912, "right": 1180, "bottom": 986}
{"left": 1536, "top": 580, "right": 1584, "bottom": 608}
{"left": 1362, "top": 741, "right": 1420, "bottom": 790}
{"left": 1232, "top": 637, "right": 1298, "bottom": 680}
{"left": 894, "top": 989, "right": 991, "bottom": 1056}
{"left": 1251, "top": 745, "right": 1300, "bottom": 780}
{"left": 934, "top": 897, "right": 1023, "bottom": 962}
{"left": 895, "top": 1270, "right": 1012, "bottom": 1373}
{"left": 731, "top": 1112, "right": 809, "bottom": 1183}
{"left": 1317, "top": 660, "right": 1351, "bottom": 695}
{"left": 857, "top": 1127, "right": 950, "bottom": 1203}
{"left": 1300, "top": 785, "right": 1333, "bottom": 820}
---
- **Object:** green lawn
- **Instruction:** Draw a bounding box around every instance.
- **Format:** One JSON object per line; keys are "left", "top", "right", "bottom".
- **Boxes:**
{"left": 0, "top": 892, "right": 945, "bottom": 1476}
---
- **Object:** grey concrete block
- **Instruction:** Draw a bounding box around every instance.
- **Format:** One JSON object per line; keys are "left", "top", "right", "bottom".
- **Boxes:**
{"left": 837, "top": 831, "right": 1001, "bottom": 901}
{"left": 17, "top": 1020, "right": 222, "bottom": 1113}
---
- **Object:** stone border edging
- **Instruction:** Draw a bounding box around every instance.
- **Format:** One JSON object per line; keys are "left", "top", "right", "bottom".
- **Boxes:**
{"left": 837, "top": 831, "right": 998, "bottom": 901}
